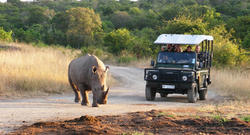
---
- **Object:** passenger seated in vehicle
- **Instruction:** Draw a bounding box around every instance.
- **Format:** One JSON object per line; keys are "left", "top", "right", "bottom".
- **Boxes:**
{"left": 166, "top": 44, "right": 174, "bottom": 52}
{"left": 195, "top": 45, "right": 200, "bottom": 53}
{"left": 173, "top": 44, "right": 182, "bottom": 52}
{"left": 195, "top": 45, "right": 204, "bottom": 68}
{"left": 184, "top": 45, "right": 192, "bottom": 52}
{"left": 161, "top": 46, "right": 167, "bottom": 51}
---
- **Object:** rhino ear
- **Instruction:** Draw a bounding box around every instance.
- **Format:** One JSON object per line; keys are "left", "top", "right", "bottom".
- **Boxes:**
{"left": 92, "top": 66, "right": 97, "bottom": 74}
{"left": 105, "top": 66, "right": 109, "bottom": 72}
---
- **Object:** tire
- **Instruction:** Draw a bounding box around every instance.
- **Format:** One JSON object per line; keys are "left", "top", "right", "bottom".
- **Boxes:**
{"left": 199, "top": 89, "right": 207, "bottom": 100}
{"left": 145, "top": 86, "right": 156, "bottom": 101}
{"left": 160, "top": 93, "right": 168, "bottom": 98}
{"left": 187, "top": 83, "right": 198, "bottom": 103}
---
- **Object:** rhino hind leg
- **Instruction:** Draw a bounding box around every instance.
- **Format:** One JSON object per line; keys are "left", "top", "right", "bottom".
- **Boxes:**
{"left": 74, "top": 89, "right": 81, "bottom": 103}
{"left": 68, "top": 77, "right": 81, "bottom": 103}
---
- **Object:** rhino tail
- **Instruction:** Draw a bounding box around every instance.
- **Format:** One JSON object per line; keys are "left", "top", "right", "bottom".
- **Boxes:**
{"left": 68, "top": 64, "right": 78, "bottom": 91}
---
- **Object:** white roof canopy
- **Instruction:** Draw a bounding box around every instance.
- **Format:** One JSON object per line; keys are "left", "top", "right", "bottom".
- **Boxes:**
{"left": 154, "top": 34, "right": 214, "bottom": 45}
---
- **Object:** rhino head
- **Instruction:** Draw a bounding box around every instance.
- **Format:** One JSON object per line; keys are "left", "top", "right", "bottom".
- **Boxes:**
{"left": 91, "top": 65, "right": 110, "bottom": 105}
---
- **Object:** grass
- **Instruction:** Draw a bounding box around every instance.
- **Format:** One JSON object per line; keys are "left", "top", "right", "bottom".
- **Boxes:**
{"left": 241, "top": 115, "right": 250, "bottom": 122}
{"left": 210, "top": 68, "right": 250, "bottom": 100}
{"left": 0, "top": 42, "right": 80, "bottom": 97}
{"left": 212, "top": 115, "right": 228, "bottom": 124}
{"left": 157, "top": 112, "right": 176, "bottom": 118}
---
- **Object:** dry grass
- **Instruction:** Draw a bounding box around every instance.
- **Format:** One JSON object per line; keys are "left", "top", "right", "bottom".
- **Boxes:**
{"left": 210, "top": 68, "right": 250, "bottom": 100}
{"left": 0, "top": 42, "right": 80, "bottom": 97}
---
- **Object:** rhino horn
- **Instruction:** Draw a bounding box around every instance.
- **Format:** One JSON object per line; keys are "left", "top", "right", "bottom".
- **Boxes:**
{"left": 104, "top": 87, "right": 109, "bottom": 97}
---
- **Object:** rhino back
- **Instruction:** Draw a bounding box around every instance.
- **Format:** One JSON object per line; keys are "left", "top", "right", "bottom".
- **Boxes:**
{"left": 69, "top": 54, "right": 106, "bottom": 86}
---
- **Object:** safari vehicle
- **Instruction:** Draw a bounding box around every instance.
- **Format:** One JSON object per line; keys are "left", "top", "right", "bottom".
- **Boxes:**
{"left": 144, "top": 34, "right": 214, "bottom": 103}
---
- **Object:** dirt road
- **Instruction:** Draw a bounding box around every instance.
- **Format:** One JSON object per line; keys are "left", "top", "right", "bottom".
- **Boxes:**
{"left": 0, "top": 66, "right": 220, "bottom": 134}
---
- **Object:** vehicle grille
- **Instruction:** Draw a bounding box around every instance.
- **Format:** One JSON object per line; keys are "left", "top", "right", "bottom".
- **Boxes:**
{"left": 159, "top": 71, "right": 180, "bottom": 81}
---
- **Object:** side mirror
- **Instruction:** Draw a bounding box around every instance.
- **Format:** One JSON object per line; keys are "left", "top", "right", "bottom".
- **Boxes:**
{"left": 150, "top": 60, "right": 155, "bottom": 67}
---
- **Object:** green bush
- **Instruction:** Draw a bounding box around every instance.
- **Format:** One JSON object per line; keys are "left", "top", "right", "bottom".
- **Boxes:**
{"left": 81, "top": 46, "right": 104, "bottom": 57}
{"left": 210, "top": 25, "right": 246, "bottom": 67}
{"left": 104, "top": 28, "right": 134, "bottom": 55}
{"left": 0, "top": 27, "right": 12, "bottom": 42}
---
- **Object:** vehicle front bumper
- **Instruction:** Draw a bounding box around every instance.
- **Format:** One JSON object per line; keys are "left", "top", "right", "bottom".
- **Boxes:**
{"left": 146, "top": 81, "right": 193, "bottom": 94}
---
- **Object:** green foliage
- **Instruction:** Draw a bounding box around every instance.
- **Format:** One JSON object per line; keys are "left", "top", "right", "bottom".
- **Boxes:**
{"left": 227, "top": 16, "right": 250, "bottom": 49}
{"left": 131, "top": 37, "right": 153, "bottom": 58}
{"left": 160, "top": 16, "right": 207, "bottom": 34}
{"left": 104, "top": 28, "right": 134, "bottom": 55}
{"left": 0, "top": 0, "right": 249, "bottom": 66}
{"left": 241, "top": 115, "right": 250, "bottom": 122}
{"left": 111, "top": 11, "right": 132, "bottom": 29}
{"left": 81, "top": 46, "right": 104, "bottom": 58}
{"left": 65, "top": 7, "right": 102, "bottom": 48}
{"left": 210, "top": 25, "right": 245, "bottom": 66}
{"left": 0, "top": 27, "right": 12, "bottom": 42}
{"left": 212, "top": 114, "right": 228, "bottom": 125}
{"left": 242, "top": 33, "right": 250, "bottom": 50}
{"left": 24, "top": 24, "right": 43, "bottom": 43}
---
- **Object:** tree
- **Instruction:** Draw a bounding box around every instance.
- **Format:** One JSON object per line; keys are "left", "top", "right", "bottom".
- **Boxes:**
{"left": 111, "top": 11, "right": 132, "bottom": 29}
{"left": 65, "top": 7, "right": 102, "bottom": 48}
{"left": 242, "top": 33, "right": 250, "bottom": 50}
{"left": 227, "top": 16, "right": 250, "bottom": 47}
{"left": 104, "top": 28, "right": 133, "bottom": 55}
{"left": 160, "top": 16, "right": 207, "bottom": 34}
{"left": 26, "top": 6, "right": 51, "bottom": 26}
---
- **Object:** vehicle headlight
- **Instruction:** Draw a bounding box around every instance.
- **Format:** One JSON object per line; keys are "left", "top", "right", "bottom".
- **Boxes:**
{"left": 152, "top": 74, "right": 158, "bottom": 80}
{"left": 182, "top": 76, "right": 187, "bottom": 81}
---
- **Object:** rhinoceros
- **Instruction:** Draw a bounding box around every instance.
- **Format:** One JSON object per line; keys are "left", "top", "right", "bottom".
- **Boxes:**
{"left": 68, "top": 54, "right": 109, "bottom": 107}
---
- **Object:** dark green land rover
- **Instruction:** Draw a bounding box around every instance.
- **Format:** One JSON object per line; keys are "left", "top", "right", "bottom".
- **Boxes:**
{"left": 144, "top": 34, "right": 214, "bottom": 103}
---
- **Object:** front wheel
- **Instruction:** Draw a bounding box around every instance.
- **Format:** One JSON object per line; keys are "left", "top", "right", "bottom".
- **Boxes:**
{"left": 199, "top": 89, "right": 207, "bottom": 100}
{"left": 187, "top": 83, "right": 198, "bottom": 103}
{"left": 145, "top": 86, "right": 156, "bottom": 101}
{"left": 160, "top": 93, "right": 168, "bottom": 98}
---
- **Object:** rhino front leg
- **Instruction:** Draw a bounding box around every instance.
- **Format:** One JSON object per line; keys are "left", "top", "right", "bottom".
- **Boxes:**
{"left": 79, "top": 84, "right": 89, "bottom": 106}
{"left": 92, "top": 90, "right": 99, "bottom": 107}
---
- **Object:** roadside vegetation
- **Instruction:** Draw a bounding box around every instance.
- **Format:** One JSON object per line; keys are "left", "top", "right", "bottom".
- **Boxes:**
{"left": 211, "top": 68, "right": 250, "bottom": 100}
{"left": 0, "top": 43, "right": 78, "bottom": 97}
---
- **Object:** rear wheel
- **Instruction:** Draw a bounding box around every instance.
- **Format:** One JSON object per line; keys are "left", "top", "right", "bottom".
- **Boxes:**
{"left": 199, "top": 89, "right": 207, "bottom": 100}
{"left": 160, "top": 93, "right": 168, "bottom": 98}
{"left": 145, "top": 86, "right": 156, "bottom": 101}
{"left": 187, "top": 83, "right": 198, "bottom": 103}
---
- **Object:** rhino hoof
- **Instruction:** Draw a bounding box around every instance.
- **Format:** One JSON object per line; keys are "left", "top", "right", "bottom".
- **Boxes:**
{"left": 92, "top": 104, "right": 99, "bottom": 107}
{"left": 75, "top": 99, "right": 80, "bottom": 103}
{"left": 81, "top": 102, "right": 89, "bottom": 106}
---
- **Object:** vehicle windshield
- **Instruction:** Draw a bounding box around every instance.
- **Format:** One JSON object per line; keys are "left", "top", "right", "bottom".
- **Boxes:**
{"left": 157, "top": 52, "right": 196, "bottom": 64}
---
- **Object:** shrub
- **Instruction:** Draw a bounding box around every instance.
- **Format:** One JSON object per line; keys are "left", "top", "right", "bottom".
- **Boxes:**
{"left": 104, "top": 28, "right": 134, "bottom": 55}
{"left": 0, "top": 27, "right": 12, "bottom": 42}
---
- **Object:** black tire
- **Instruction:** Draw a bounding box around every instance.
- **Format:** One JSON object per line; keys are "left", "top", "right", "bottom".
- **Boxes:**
{"left": 145, "top": 86, "right": 156, "bottom": 101}
{"left": 187, "top": 83, "right": 198, "bottom": 103}
{"left": 199, "top": 89, "right": 207, "bottom": 100}
{"left": 160, "top": 93, "right": 168, "bottom": 98}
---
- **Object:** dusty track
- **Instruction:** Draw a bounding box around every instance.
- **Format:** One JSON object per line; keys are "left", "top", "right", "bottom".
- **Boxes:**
{"left": 0, "top": 66, "right": 221, "bottom": 134}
